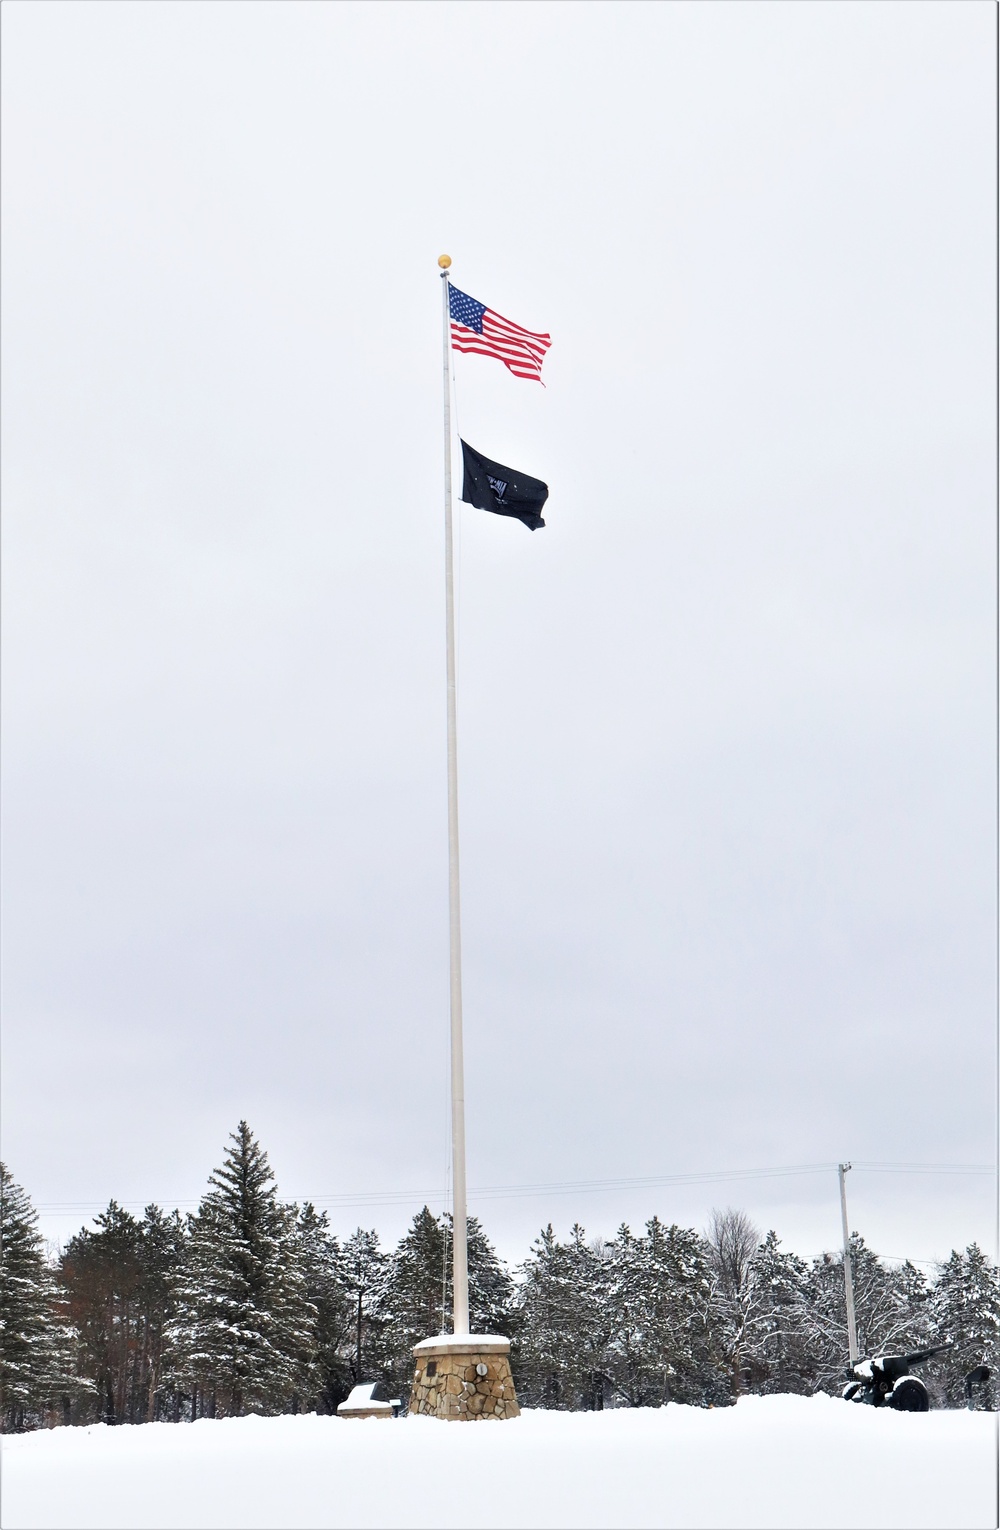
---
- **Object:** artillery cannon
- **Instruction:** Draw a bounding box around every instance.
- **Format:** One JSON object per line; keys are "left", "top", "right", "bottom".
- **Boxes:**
{"left": 841, "top": 1344, "right": 952, "bottom": 1412}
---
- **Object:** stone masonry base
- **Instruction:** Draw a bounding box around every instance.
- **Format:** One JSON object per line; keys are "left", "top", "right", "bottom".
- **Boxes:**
{"left": 409, "top": 1335, "right": 520, "bottom": 1421}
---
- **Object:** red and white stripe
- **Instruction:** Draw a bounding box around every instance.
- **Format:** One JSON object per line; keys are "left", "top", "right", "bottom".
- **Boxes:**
{"left": 451, "top": 309, "right": 552, "bottom": 384}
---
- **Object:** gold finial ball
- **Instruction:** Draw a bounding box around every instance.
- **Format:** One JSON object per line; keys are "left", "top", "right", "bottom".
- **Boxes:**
{"left": 438, "top": 254, "right": 452, "bottom": 269}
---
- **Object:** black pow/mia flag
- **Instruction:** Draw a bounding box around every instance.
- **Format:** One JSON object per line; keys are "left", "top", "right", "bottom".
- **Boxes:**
{"left": 460, "top": 440, "right": 548, "bottom": 531}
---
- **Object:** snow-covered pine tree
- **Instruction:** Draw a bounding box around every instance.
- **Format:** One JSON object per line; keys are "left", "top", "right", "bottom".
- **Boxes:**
{"left": 61, "top": 1202, "right": 143, "bottom": 1424}
{"left": 342, "top": 1227, "right": 389, "bottom": 1384}
{"left": 453, "top": 1214, "right": 515, "bottom": 1337}
{"left": 383, "top": 1207, "right": 448, "bottom": 1349}
{"left": 0, "top": 1163, "right": 82, "bottom": 1431}
{"left": 605, "top": 1217, "right": 726, "bottom": 1408}
{"left": 136, "top": 1205, "right": 186, "bottom": 1421}
{"left": 377, "top": 1207, "right": 451, "bottom": 1399}
{"left": 926, "top": 1245, "right": 1000, "bottom": 1408}
{"left": 61, "top": 1201, "right": 184, "bottom": 1424}
{"left": 648, "top": 1218, "right": 729, "bottom": 1406}
{"left": 603, "top": 1223, "right": 648, "bottom": 1407}
{"left": 295, "top": 1203, "right": 354, "bottom": 1411}
{"left": 166, "top": 1123, "right": 317, "bottom": 1417}
{"left": 741, "top": 1230, "right": 812, "bottom": 1396}
{"left": 514, "top": 1224, "right": 613, "bottom": 1410}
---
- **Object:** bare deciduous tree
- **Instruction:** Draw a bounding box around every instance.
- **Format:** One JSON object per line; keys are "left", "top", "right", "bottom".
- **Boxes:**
{"left": 707, "top": 1207, "right": 762, "bottom": 1398}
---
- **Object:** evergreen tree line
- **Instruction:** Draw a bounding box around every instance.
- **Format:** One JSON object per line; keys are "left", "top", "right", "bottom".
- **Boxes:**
{"left": 2, "top": 1125, "right": 997, "bottom": 1431}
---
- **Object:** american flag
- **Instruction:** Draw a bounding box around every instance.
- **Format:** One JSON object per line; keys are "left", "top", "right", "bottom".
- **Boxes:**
{"left": 448, "top": 284, "right": 551, "bottom": 384}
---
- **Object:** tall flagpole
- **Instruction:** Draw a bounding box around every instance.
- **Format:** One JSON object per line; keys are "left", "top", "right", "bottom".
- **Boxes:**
{"left": 406, "top": 259, "right": 519, "bottom": 1418}
{"left": 439, "top": 254, "right": 470, "bottom": 1335}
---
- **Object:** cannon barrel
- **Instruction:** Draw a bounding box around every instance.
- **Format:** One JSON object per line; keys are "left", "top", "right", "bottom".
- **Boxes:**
{"left": 848, "top": 1343, "right": 953, "bottom": 1385}
{"left": 896, "top": 1343, "right": 952, "bottom": 1369}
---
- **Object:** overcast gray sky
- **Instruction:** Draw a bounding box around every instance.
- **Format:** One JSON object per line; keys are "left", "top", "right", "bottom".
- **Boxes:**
{"left": 2, "top": 0, "right": 995, "bottom": 1270}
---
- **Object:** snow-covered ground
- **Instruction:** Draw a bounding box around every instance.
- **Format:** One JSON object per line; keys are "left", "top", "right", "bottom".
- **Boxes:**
{"left": 2, "top": 1396, "right": 995, "bottom": 1530}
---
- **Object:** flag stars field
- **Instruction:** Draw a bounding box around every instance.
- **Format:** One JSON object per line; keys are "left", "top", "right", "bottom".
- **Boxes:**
{"left": 448, "top": 281, "right": 552, "bottom": 383}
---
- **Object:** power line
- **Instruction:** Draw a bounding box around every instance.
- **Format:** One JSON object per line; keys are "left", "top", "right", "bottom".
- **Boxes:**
{"left": 34, "top": 1158, "right": 993, "bottom": 1216}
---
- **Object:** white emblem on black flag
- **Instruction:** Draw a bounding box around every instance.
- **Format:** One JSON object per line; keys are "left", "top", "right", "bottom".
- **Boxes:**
{"left": 460, "top": 440, "right": 548, "bottom": 530}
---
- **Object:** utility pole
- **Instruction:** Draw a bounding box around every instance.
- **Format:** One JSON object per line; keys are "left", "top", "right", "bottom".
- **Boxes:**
{"left": 838, "top": 1162, "right": 859, "bottom": 1364}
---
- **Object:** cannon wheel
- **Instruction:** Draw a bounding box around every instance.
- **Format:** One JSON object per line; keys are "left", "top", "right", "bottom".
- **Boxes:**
{"left": 890, "top": 1377, "right": 929, "bottom": 1413}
